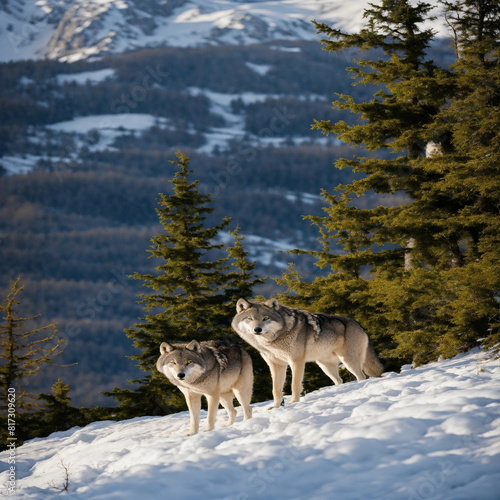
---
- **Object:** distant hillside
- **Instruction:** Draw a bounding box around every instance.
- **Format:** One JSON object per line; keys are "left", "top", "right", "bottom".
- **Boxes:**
{"left": 0, "top": 40, "right": 361, "bottom": 406}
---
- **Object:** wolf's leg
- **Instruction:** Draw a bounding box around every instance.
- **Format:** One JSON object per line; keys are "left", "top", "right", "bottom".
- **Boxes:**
{"left": 233, "top": 350, "right": 253, "bottom": 420}
{"left": 220, "top": 392, "right": 237, "bottom": 427}
{"left": 267, "top": 361, "right": 287, "bottom": 409}
{"left": 205, "top": 390, "right": 221, "bottom": 432}
{"left": 235, "top": 392, "right": 253, "bottom": 420}
{"left": 183, "top": 390, "right": 202, "bottom": 436}
{"left": 233, "top": 386, "right": 253, "bottom": 420}
{"left": 289, "top": 359, "right": 305, "bottom": 403}
{"left": 338, "top": 354, "right": 366, "bottom": 382}
{"left": 316, "top": 360, "right": 343, "bottom": 385}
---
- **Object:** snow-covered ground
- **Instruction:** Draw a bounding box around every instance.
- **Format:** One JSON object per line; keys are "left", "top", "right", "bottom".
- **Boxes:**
{"left": 0, "top": 155, "right": 43, "bottom": 176}
{"left": 46, "top": 113, "right": 168, "bottom": 135}
{"left": 56, "top": 69, "right": 115, "bottom": 86}
{"left": 3, "top": 348, "right": 499, "bottom": 499}
{"left": 189, "top": 87, "right": 330, "bottom": 154}
{"left": 44, "top": 113, "right": 170, "bottom": 153}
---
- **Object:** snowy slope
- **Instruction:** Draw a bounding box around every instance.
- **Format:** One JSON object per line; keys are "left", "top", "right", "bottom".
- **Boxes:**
{"left": 0, "top": 0, "right": 447, "bottom": 63}
{"left": 2, "top": 348, "right": 499, "bottom": 499}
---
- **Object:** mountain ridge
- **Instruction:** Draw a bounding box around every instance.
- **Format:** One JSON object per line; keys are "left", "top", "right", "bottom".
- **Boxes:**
{"left": 1, "top": 0, "right": 446, "bottom": 63}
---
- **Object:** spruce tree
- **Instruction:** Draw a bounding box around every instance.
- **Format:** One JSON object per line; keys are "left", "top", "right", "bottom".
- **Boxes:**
{"left": 0, "top": 277, "right": 65, "bottom": 410}
{"left": 277, "top": 0, "right": 499, "bottom": 371}
{"left": 36, "top": 379, "right": 86, "bottom": 432}
{"left": 224, "top": 226, "right": 273, "bottom": 400}
{"left": 394, "top": 0, "right": 500, "bottom": 358}
{"left": 224, "top": 226, "right": 265, "bottom": 312}
{"left": 278, "top": 0, "right": 445, "bottom": 361}
{"left": 108, "top": 153, "right": 263, "bottom": 417}
{"left": 386, "top": 0, "right": 500, "bottom": 361}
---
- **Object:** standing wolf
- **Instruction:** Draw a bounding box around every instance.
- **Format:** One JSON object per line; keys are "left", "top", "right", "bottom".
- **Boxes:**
{"left": 232, "top": 298, "right": 383, "bottom": 408}
{"left": 156, "top": 340, "right": 253, "bottom": 435}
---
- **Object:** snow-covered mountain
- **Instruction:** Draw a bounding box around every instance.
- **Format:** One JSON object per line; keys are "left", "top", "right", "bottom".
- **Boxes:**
{"left": 0, "top": 0, "right": 447, "bottom": 63}
{"left": 2, "top": 348, "right": 499, "bottom": 499}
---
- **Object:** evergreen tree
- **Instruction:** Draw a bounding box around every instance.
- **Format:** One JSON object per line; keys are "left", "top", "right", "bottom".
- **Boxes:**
{"left": 0, "top": 277, "right": 65, "bottom": 410}
{"left": 224, "top": 226, "right": 272, "bottom": 400}
{"left": 108, "top": 153, "right": 263, "bottom": 417}
{"left": 36, "top": 379, "right": 86, "bottom": 432}
{"left": 224, "top": 226, "right": 265, "bottom": 313}
{"left": 395, "top": 0, "right": 500, "bottom": 358}
{"left": 1, "top": 380, "right": 96, "bottom": 450}
{"left": 386, "top": 0, "right": 500, "bottom": 360}
{"left": 277, "top": 0, "right": 499, "bottom": 371}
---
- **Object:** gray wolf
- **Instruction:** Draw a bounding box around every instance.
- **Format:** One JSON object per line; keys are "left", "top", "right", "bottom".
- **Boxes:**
{"left": 156, "top": 340, "right": 253, "bottom": 435}
{"left": 232, "top": 298, "right": 383, "bottom": 408}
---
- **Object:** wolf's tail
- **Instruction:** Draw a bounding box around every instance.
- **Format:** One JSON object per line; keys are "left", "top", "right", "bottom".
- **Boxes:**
{"left": 363, "top": 342, "right": 384, "bottom": 377}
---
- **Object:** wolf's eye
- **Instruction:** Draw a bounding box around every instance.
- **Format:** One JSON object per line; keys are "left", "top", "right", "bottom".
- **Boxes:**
{"left": 246, "top": 316, "right": 254, "bottom": 321}
{"left": 262, "top": 316, "right": 269, "bottom": 321}
{"left": 170, "top": 360, "right": 176, "bottom": 365}
{"left": 186, "top": 360, "right": 192, "bottom": 365}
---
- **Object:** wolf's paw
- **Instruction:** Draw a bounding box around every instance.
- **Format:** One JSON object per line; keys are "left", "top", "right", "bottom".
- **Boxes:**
{"left": 267, "top": 398, "right": 285, "bottom": 410}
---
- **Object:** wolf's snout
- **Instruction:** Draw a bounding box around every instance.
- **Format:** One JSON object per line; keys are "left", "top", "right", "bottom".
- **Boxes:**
{"left": 254, "top": 327, "right": 262, "bottom": 335}
{"left": 177, "top": 372, "right": 185, "bottom": 380}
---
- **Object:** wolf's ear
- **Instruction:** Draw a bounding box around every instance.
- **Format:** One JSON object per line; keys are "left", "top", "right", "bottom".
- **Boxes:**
{"left": 236, "top": 298, "right": 251, "bottom": 313}
{"left": 265, "top": 298, "right": 279, "bottom": 310}
{"left": 160, "top": 342, "right": 174, "bottom": 355}
{"left": 186, "top": 340, "right": 201, "bottom": 352}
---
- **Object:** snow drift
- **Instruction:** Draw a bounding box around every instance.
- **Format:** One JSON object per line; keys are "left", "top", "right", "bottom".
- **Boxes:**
{"left": 2, "top": 348, "right": 499, "bottom": 499}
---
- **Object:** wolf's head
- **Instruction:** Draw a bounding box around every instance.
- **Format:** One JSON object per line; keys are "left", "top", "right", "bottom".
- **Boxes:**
{"left": 232, "top": 298, "right": 285, "bottom": 341}
{"left": 156, "top": 340, "right": 205, "bottom": 383}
